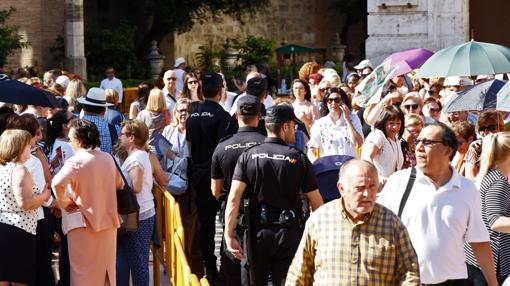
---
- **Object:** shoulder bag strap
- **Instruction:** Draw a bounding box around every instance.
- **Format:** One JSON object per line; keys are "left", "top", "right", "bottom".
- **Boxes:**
{"left": 397, "top": 167, "right": 416, "bottom": 218}
{"left": 110, "top": 154, "right": 130, "bottom": 187}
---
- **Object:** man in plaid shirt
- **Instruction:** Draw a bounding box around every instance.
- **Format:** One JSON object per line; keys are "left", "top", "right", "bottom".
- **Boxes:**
{"left": 286, "top": 159, "right": 420, "bottom": 285}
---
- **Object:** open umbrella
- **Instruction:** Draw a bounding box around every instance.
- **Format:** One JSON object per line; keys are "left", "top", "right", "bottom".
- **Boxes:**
{"left": 416, "top": 40, "right": 510, "bottom": 78}
{"left": 0, "top": 79, "right": 61, "bottom": 107}
{"left": 383, "top": 48, "right": 434, "bottom": 76}
{"left": 443, "top": 79, "right": 510, "bottom": 113}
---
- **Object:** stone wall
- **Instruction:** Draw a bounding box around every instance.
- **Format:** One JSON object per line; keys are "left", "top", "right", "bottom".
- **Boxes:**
{"left": 1, "top": 0, "right": 65, "bottom": 69}
{"left": 160, "top": 0, "right": 354, "bottom": 70}
{"left": 366, "top": 0, "right": 469, "bottom": 65}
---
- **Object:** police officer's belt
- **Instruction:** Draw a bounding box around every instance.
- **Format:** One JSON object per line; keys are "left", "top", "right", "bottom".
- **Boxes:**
{"left": 253, "top": 204, "right": 298, "bottom": 226}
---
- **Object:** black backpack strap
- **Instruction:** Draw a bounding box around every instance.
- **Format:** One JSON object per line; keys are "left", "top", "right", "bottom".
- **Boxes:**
{"left": 398, "top": 167, "right": 416, "bottom": 218}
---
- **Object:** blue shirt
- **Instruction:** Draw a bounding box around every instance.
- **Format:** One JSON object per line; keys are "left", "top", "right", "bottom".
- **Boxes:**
{"left": 83, "top": 113, "right": 120, "bottom": 153}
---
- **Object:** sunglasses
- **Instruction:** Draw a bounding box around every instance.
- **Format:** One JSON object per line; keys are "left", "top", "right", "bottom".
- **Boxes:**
{"left": 414, "top": 138, "right": 443, "bottom": 147}
{"left": 479, "top": 124, "right": 498, "bottom": 132}
{"left": 187, "top": 80, "right": 198, "bottom": 85}
{"left": 428, "top": 108, "right": 440, "bottom": 113}
{"left": 404, "top": 104, "right": 419, "bottom": 110}
{"left": 177, "top": 109, "right": 189, "bottom": 114}
{"left": 166, "top": 77, "right": 177, "bottom": 81}
{"left": 327, "top": 97, "right": 341, "bottom": 103}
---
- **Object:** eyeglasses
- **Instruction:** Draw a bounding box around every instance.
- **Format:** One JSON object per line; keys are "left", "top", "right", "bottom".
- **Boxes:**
{"left": 187, "top": 80, "right": 198, "bottom": 85}
{"left": 177, "top": 109, "right": 188, "bottom": 114}
{"left": 166, "top": 77, "right": 177, "bottom": 81}
{"left": 327, "top": 97, "right": 341, "bottom": 104}
{"left": 293, "top": 86, "right": 304, "bottom": 90}
{"left": 414, "top": 138, "right": 443, "bottom": 147}
{"left": 479, "top": 124, "right": 498, "bottom": 132}
{"left": 428, "top": 107, "right": 440, "bottom": 113}
{"left": 404, "top": 104, "right": 419, "bottom": 110}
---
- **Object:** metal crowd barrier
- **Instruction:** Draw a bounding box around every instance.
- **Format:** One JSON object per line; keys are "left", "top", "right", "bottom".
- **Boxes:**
{"left": 152, "top": 184, "right": 210, "bottom": 286}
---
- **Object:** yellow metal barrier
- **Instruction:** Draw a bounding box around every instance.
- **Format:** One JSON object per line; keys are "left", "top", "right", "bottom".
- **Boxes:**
{"left": 152, "top": 184, "right": 210, "bottom": 286}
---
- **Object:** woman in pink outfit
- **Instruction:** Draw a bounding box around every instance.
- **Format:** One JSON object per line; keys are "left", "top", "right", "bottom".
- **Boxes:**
{"left": 52, "top": 119, "right": 124, "bottom": 286}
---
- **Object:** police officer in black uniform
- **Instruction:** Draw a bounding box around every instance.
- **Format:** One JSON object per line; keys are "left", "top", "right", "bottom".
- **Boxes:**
{"left": 186, "top": 72, "right": 231, "bottom": 283}
{"left": 224, "top": 104, "right": 324, "bottom": 286}
{"left": 226, "top": 77, "right": 268, "bottom": 136}
{"left": 211, "top": 95, "right": 266, "bottom": 285}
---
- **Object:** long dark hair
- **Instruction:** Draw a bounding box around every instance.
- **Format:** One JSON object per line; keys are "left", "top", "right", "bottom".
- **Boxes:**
{"left": 374, "top": 105, "right": 405, "bottom": 138}
{"left": 181, "top": 72, "right": 204, "bottom": 101}
{"left": 138, "top": 81, "right": 154, "bottom": 106}
{"left": 322, "top": 87, "right": 351, "bottom": 116}
{"left": 46, "top": 110, "right": 72, "bottom": 147}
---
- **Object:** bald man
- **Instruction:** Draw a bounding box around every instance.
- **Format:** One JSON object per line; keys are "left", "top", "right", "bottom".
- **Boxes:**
{"left": 286, "top": 159, "right": 420, "bottom": 285}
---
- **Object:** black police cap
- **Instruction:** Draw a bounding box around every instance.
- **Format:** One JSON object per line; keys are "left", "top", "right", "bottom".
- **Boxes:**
{"left": 202, "top": 72, "right": 223, "bottom": 88}
{"left": 237, "top": 95, "right": 261, "bottom": 116}
{"left": 265, "top": 104, "right": 299, "bottom": 124}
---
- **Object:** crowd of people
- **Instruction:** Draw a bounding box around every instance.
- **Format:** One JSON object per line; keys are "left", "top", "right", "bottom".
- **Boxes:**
{"left": 0, "top": 55, "right": 510, "bottom": 286}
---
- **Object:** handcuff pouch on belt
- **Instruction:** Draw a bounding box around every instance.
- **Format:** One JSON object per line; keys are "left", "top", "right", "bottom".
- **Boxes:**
{"left": 257, "top": 204, "right": 298, "bottom": 226}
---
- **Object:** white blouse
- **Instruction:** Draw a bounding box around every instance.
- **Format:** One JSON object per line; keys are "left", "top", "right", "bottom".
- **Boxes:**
{"left": 364, "top": 129, "right": 403, "bottom": 178}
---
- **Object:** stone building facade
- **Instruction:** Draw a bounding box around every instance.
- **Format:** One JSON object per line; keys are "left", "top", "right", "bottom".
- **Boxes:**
{"left": 366, "top": 0, "right": 510, "bottom": 66}
{"left": 1, "top": 0, "right": 365, "bottom": 74}
{"left": 160, "top": 0, "right": 364, "bottom": 69}
{"left": 366, "top": 0, "right": 469, "bottom": 65}
{"left": 1, "top": 0, "right": 64, "bottom": 69}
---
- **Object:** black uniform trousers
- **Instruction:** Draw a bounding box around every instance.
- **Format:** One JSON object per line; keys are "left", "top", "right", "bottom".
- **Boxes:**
{"left": 244, "top": 223, "right": 301, "bottom": 286}
{"left": 220, "top": 227, "right": 243, "bottom": 286}
{"left": 192, "top": 166, "right": 219, "bottom": 276}
{"left": 35, "top": 207, "right": 56, "bottom": 286}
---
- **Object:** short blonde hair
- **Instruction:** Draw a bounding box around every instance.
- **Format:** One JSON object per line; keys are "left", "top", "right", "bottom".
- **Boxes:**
{"left": 146, "top": 88, "right": 167, "bottom": 113}
{"left": 121, "top": 120, "right": 149, "bottom": 148}
{"left": 104, "top": 89, "right": 119, "bottom": 105}
{"left": 404, "top": 114, "right": 424, "bottom": 127}
{"left": 0, "top": 129, "right": 31, "bottom": 165}
{"left": 65, "top": 79, "right": 86, "bottom": 109}
{"left": 172, "top": 98, "right": 192, "bottom": 126}
{"left": 401, "top": 92, "right": 424, "bottom": 107}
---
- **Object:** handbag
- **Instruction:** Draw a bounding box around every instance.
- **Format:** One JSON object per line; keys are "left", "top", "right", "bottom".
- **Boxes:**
{"left": 166, "top": 157, "right": 189, "bottom": 195}
{"left": 111, "top": 155, "right": 140, "bottom": 235}
{"left": 162, "top": 126, "right": 189, "bottom": 195}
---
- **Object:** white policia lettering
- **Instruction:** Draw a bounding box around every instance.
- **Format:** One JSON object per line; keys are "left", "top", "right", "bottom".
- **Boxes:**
{"left": 225, "top": 142, "right": 258, "bottom": 150}
{"left": 190, "top": 112, "right": 215, "bottom": 118}
{"left": 251, "top": 153, "right": 297, "bottom": 163}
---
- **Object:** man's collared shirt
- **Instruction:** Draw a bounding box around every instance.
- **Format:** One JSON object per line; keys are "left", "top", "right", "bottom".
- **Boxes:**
{"left": 377, "top": 167, "right": 489, "bottom": 284}
{"left": 308, "top": 112, "right": 363, "bottom": 158}
{"left": 83, "top": 114, "right": 119, "bottom": 154}
{"left": 100, "top": 77, "right": 123, "bottom": 103}
{"left": 286, "top": 199, "right": 420, "bottom": 286}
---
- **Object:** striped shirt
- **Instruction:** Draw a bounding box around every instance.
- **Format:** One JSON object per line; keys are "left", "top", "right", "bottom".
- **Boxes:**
{"left": 465, "top": 168, "right": 510, "bottom": 278}
{"left": 286, "top": 199, "right": 420, "bottom": 286}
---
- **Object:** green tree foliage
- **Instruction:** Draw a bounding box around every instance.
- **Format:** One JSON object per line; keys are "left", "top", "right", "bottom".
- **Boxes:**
{"left": 196, "top": 41, "right": 221, "bottom": 72}
{"left": 87, "top": 0, "right": 269, "bottom": 60}
{"left": 85, "top": 22, "right": 141, "bottom": 81}
{"left": 0, "top": 7, "right": 28, "bottom": 65}
{"left": 234, "top": 36, "right": 275, "bottom": 66}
